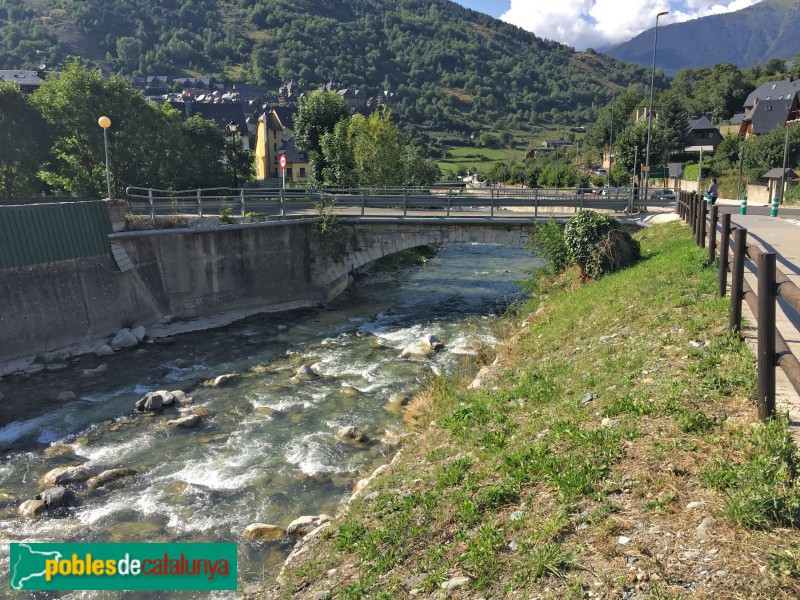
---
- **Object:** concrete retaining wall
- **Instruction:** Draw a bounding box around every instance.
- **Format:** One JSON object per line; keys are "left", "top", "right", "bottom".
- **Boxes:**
{"left": 0, "top": 219, "right": 536, "bottom": 363}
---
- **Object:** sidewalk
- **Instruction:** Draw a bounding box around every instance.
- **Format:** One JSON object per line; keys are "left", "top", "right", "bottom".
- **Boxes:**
{"left": 705, "top": 201, "right": 800, "bottom": 442}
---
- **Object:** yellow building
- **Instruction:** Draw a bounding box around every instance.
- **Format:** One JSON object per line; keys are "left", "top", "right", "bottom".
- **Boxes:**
{"left": 254, "top": 107, "right": 310, "bottom": 183}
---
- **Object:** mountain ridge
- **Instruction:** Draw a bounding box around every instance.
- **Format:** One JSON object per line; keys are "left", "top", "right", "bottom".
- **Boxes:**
{"left": 608, "top": 0, "right": 800, "bottom": 73}
{"left": 0, "top": 0, "right": 658, "bottom": 130}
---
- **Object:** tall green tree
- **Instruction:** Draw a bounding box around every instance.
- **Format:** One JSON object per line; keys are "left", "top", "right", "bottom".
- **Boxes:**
{"left": 294, "top": 89, "right": 350, "bottom": 184}
{"left": 0, "top": 82, "right": 49, "bottom": 197}
{"left": 351, "top": 110, "right": 405, "bottom": 187}
{"left": 657, "top": 89, "right": 690, "bottom": 153}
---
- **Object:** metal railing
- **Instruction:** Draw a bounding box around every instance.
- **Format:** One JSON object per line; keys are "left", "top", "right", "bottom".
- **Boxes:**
{"left": 125, "top": 185, "right": 677, "bottom": 221}
{"left": 677, "top": 191, "right": 800, "bottom": 420}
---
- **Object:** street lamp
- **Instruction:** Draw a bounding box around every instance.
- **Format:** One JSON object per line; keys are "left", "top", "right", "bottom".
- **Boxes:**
{"left": 98, "top": 116, "right": 112, "bottom": 199}
{"left": 227, "top": 121, "right": 239, "bottom": 189}
{"left": 644, "top": 11, "right": 668, "bottom": 201}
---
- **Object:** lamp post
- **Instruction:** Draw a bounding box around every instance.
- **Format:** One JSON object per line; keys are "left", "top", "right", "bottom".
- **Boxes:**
{"left": 227, "top": 121, "right": 239, "bottom": 189}
{"left": 98, "top": 116, "right": 112, "bottom": 200}
{"left": 608, "top": 91, "right": 615, "bottom": 189}
{"left": 644, "top": 11, "right": 668, "bottom": 202}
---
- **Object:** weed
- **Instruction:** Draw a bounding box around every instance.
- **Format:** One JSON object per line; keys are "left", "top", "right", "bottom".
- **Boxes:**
{"left": 674, "top": 408, "right": 717, "bottom": 433}
{"left": 513, "top": 542, "right": 577, "bottom": 583}
{"left": 643, "top": 492, "right": 675, "bottom": 515}
{"left": 218, "top": 201, "right": 234, "bottom": 225}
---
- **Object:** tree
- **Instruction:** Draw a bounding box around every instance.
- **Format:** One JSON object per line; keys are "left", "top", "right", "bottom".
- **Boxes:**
{"left": 294, "top": 89, "right": 350, "bottom": 184}
{"left": 0, "top": 82, "right": 49, "bottom": 197}
{"left": 657, "top": 89, "right": 689, "bottom": 153}
{"left": 350, "top": 110, "right": 405, "bottom": 187}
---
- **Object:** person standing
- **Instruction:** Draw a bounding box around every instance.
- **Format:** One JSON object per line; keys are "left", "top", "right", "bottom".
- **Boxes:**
{"left": 707, "top": 177, "right": 719, "bottom": 205}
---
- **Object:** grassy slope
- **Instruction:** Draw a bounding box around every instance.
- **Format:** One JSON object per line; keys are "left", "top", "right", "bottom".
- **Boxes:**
{"left": 265, "top": 222, "right": 800, "bottom": 599}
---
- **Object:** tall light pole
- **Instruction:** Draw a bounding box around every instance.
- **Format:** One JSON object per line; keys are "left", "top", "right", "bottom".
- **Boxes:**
{"left": 608, "top": 91, "right": 615, "bottom": 188}
{"left": 644, "top": 11, "right": 668, "bottom": 201}
{"left": 98, "top": 116, "right": 112, "bottom": 199}
{"left": 227, "top": 121, "right": 239, "bottom": 189}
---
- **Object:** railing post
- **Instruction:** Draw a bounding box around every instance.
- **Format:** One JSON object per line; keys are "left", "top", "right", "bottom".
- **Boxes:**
{"left": 757, "top": 251, "right": 777, "bottom": 420}
{"left": 280, "top": 189, "right": 285, "bottom": 217}
{"left": 447, "top": 188, "right": 451, "bottom": 217}
{"left": 361, "top": 190, "right": 366, "bottom": 216}
{"left": 697, "top": 200, "right": 706, "bottom": 248}
{"left": 403, "top": 190, "right": 407, "bottom": 216}
{"left": 490, "top": 193, "right": 494, "bottom": 218}
{"left": 534, "top": 188, "right": 539, "bottom": 219}
{"left": 708, "top": 205, "right": 718, "bottom": 264}
{"left": 718, "top": 213, "right": 731, "bottom": 298}
{"left": 240, "top": 188, "right": 245, "bottom": 218}
{"left": 729, "top": 227, "right": 747, "bottom": 334}
{"left": 689, "top": 193, "right": 696, "bottom": 232}
{"left": 197, "top": 188, "right": 202, "bottom": 218}
{"left": 149, "top": 189, "right": 154, "bottom": 222}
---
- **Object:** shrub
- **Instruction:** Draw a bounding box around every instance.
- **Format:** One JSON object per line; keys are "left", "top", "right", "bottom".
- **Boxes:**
{"left": 527, "top": 220, "right": 569, "bottom": 274}
{"left": 563, "top": 210, "right": 641, "bottom": 281}
{"left": 219, "top": 202, "right": 234, "bottom": 225}
{"left": 124, "top": 213, "right": 153, "bottom": 231}
{"left": 783, "top": 185, "right": 800, "bottom": 205}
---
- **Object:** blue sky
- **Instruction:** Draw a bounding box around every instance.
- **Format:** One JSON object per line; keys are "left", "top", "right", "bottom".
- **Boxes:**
{"left": 453, "top": 0, "right": 763, "bottom": 50}
{"left": 452, "top": 0, "right": 509, "bottom": 18}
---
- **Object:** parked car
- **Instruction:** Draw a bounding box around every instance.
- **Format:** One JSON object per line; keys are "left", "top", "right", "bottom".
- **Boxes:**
{"left": 653, "top": 188, "right": 677, "bottom": 201}
{"left": 600, "top": 187, "right": 628, "bottom": 197}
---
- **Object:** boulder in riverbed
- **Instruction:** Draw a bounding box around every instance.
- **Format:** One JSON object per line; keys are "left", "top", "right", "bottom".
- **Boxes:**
{"left": 421, "top": 334, "right": 445, "bottom": 351}
{"left": 19, "top": 499, "right": 47, "bottom": 518}
{"left": 95, "top": 344, "right": 115, "bottom": 357}
{"left": 287, "top": 514, "right": 334, "bottom": 536}
{"left": 171, "top": 390, "right": 193, "bottom": 405}
{"left": 86, "top": 468, "right": 137, "bottom": 489}
{"left": 338, "top": 426, "right": 369, "bottom": 443}
{"left": 292, "top": 364, "right": 318, "bottom": 381}
{"left": 56, "top": 391, "right": 77, "bottom": 401}
{"left": 242, "top": 523, "right": 286, "bottom": 541}
{"left": 165, "top": 414, "right": 202, "bottom": 429}
{"left": 81, "top": 364, "right": 108, "bottom": 377}
{"left": 203, "top": 374, "right": 239, "bottom": 387}
{"left": 134, "top": 392, "right": 164, "bottom": 412}
{"left": 36, "top": 486, "right": 70, "bottom": 509}
{"left": 131, "top": 326, "right": 146, "bottom": 342}
{"left": 40, "top": 465, "right": 93, "bottom": 488}
{"left": 111, "top": 328, "right": 139, "bottom": 350}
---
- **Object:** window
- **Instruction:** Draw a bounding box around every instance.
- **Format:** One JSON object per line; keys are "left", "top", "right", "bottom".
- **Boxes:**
{"left": 274, "top": 143, "right": 277, "bottom": 151}
{"left": 287, "top": 168, "right": 293, "bottom": 179}
{"left": 299, "top": 167, "right": 306, "bottom": 178}
{"left": 766, "top": 105, "right": 773, "bottom": 111}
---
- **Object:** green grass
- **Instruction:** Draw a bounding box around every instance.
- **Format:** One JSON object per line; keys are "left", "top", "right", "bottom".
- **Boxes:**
{"left": 273, "top": 221, "right": 800, "bottom": 599}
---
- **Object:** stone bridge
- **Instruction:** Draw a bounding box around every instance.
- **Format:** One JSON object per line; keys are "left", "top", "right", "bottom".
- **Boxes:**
{"left": 1, "top": 216, "right": 541, "bottom": 363}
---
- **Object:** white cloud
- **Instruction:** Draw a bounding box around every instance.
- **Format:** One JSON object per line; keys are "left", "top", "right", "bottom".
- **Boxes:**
{"left": 499, "top": 0, "right": 762, "bottom": 50}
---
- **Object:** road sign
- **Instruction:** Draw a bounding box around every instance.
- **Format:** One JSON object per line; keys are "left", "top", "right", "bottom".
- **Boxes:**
{"left": 640, "top": 165, "right": 650, "bottom": 172}
{"left": 279, "top": 154, "right": 287, "bottom": 169}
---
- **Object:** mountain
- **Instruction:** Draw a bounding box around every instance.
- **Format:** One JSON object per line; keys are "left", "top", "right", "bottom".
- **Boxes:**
{"left": 608, "top": 0, "right": 800, "bottom": 74}
{"left": 0, "top": 0, "right": 657, "bottom": 131}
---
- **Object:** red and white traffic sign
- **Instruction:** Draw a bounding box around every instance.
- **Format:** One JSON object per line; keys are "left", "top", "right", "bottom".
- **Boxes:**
{"left": 279, "top": 154, "right": 287, "bottom": 169}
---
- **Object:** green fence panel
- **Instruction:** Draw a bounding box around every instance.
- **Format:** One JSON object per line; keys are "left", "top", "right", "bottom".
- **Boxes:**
{"left": 0, "top": 202, "right": 112, "bottom": 269}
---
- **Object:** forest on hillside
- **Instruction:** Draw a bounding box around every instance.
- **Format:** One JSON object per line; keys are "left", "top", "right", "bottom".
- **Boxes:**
{"left": 0, "top": 0, "right": 658, "bottom": 131}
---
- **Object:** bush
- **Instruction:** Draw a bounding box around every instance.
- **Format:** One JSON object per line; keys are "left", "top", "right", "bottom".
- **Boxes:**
{"left": 563, "top": 210, "right": 641, "bottom": 281}
{"left": 527, "top": 220, "right": 569, "bottom": 274}
{"left": 783, "top": 185, "right": 800, "bottom": 205}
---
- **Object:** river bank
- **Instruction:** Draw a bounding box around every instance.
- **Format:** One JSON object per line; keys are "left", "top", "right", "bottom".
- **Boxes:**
{"left": 264, "top": 221, "right": 800, "bottom": 599}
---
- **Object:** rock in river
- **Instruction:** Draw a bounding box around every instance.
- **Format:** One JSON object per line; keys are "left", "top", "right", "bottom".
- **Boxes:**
{"left": 203, "top": 374, "right": 239, "bottom": 387}
{"left": 19, "top": 499, "right": 47, "bottom": 519}
{"left": 165, "top": 414, "right": 202, "bottom": 429}
{"left": 134, "top": 391, "right": 173, "bottom": 412}
{"left": 40, "top": 465, "right": 93, "bottom": 488}
{"left": 111, "top": 328, "right": 139, "bottom": 350}
{"left": 287, "top": 514, "right": 334, "bottom": 536}
{"left": 36, "top": 486, "right": 70, "bottom": 509}
{"left": 338, "top": 426, "right": 369, "bottom": 443}
{"left": 292, "top": 364, "right": 318, "bottom": 381}
{"left": 242, "top": 523, "right": 286, "bottom": 541}
{"left": 86, "top": 468, "right": 137, "bottom": 489}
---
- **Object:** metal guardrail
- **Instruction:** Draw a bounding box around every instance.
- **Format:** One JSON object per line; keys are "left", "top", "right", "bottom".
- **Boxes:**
{"left": 677, "top": 191, "right": 800, "bottom": 420}
{"left": 125, "top": 185, "right": 677, "bottom": 220}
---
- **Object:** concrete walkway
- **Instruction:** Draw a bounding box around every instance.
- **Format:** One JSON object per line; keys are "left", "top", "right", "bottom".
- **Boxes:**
{"left": 711, "top": 199, "right": 800, "bottom": 441}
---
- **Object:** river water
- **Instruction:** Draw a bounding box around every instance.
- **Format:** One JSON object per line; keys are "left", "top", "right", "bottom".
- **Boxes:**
{"left": 0, "top": 243, "right": 537, "bottom": 597}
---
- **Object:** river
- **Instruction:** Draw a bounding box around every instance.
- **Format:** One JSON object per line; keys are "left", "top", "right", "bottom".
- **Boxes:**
{"left": 0, "top": 242, "right": 538, "bottom": 597}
